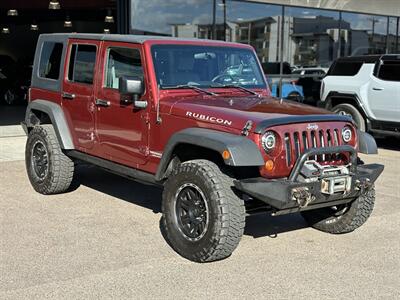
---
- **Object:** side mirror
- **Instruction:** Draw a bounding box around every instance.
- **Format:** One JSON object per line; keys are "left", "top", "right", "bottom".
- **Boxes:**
{"left": 119, "top": 76, "right": 147, "bottom": 109}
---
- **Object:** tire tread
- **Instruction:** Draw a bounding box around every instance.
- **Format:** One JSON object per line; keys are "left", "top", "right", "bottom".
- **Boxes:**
{"left": 162, "top": 159, "right": 245, "bottom": 262}
{"left": 302, "top": 187, "right": 375, "bottom": 234}
{"left": 26, "top": 125, "right": 74, "bottom": 195}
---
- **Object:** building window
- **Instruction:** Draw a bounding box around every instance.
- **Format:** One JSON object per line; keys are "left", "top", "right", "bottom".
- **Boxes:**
{"left": 388, "top": 17, "right": 399, "bottom": 53}
{"left": 283, "top": 7, "right": 340, "bottom": 68}
{"left": 224, "top": 0, "right": 282, "bottom": 63}
{"left": 38, "top": 42, "right": 63, "bottom": 80}
{"left": 130, "top": 0, "right": 213, "bottom": 37}
{"left": 341, "top": 13, "right": 388, "bottom": 56}
{"left": 68, "top": 44, "right": 97, "bottom": 84}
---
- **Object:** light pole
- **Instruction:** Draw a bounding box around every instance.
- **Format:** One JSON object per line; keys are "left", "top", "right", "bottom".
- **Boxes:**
{"left": 223, "top": 0, "right": 227, "bottom": 41}
{"left": 212, "top": 0, "right": 216, "bottom": 39}
{"left": 370, "top": 17, "right": 380, "bottom": 44}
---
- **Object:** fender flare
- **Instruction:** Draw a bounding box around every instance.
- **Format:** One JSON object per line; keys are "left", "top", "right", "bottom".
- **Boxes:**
{"left": 325, "top": 92, "right": 368, "bottom": 117}
{"left": 25, "top": 100, "right": 74, "bottom": 149}
{"left": 357, "top": 130, "right": 378, "bottom": 154}
{"left": 155, "top": 128, "right": 264, "bottom": 181}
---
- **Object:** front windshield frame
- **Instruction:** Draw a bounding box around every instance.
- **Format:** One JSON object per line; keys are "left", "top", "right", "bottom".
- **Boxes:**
{"left": 150, "top": 44, "right": 267, "bottom": 90}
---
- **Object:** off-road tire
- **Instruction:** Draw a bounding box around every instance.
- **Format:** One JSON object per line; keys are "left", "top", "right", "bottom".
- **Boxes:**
{"left": 26, "top": 125, "right": 74, "bottom": 195}
{"left": 332, "top": 103, "right": 366, "bottom": 131}
{"left": 161, "top": 159, "right": 245, "bottom": 262}
{"left": 301, "top": 187, "right": 375, "bottom": 234}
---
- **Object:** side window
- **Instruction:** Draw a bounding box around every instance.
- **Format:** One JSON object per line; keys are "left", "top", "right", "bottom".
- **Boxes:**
{"left": 38, "top": 42, "right": 63, "bottom": 80}
{"left": 377, "top": 61, "right": 400, "bottom": 81}
{"left": 328, "top": 62, "right": 362, "bottom": 76}
{"left": 104, "top": 47, "right": 143, "bottom": 89}
{"left": 68, "top": 44, "right": 97, "bottom": 84}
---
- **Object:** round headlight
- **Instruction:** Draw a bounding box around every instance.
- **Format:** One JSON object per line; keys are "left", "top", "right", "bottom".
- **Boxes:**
{"left": 342, "top": 126, "right": 352, "bottom": 143}
{"left": 262, "top": 131, "right": 277, "bottom": 152}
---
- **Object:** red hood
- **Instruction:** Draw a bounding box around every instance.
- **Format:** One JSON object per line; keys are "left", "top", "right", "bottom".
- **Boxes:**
{"left": 164, "top": 95, "right": 330, "bottom": 132}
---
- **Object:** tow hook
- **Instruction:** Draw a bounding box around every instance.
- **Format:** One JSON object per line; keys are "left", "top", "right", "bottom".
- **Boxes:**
{"left": 291, "top": 187, "right": 315, "bottom": 208}
{"left": 355, "top": 178, "right": 372, "bottom": 192}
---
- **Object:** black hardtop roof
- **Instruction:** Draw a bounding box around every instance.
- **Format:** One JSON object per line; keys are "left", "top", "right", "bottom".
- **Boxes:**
{"left": 38, "top": 33, "right": 246, "bottom": 47}
{"left": 335, "top": 54, "right": 400, "bottom": 64}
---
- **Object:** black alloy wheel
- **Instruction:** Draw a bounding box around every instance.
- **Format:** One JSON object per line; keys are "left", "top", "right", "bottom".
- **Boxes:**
{"left": 31, "top": 140, "right": 49, "bottom": 180}
{"left": 174, "top": 183, "right": 209, "bottom": 241}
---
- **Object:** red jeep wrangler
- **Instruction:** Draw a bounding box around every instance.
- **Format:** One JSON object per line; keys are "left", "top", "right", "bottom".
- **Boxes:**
{"left": 23, "top": 33, "right": 383, "bottom": 262}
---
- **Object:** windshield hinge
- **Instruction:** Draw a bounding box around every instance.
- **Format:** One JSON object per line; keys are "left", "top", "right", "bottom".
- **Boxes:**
{"left": 241, "top": 120, "right": 253, "bottom": 136}
{"left": 156, "top": 84, "right": 162, "bottom": 124}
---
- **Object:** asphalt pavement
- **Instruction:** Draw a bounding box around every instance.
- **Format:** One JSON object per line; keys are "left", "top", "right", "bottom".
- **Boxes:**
{"left": 0, "top": 133, "right": 399, "bottom": 299}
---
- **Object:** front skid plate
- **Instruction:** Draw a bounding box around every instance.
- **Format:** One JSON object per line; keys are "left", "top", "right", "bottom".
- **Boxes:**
{"left": 234, "top": 163, "right": 384, "bottom": 211}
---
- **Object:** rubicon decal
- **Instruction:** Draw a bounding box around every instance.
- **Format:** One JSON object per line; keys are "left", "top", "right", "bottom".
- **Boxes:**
{"left": 186, "top": 111, "right": 232, "bottom": 126}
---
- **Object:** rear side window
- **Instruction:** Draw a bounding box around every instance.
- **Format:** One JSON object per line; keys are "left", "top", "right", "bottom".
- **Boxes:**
{"left": 68, "top": 44, "right": 97, "bottom": 84}
{"left": 377, "top": 61, "right": 400, "bottom": 81}
{"left": 39, "top": 42, "right": 63, "bottom": 80}
{"left": 328, "top": 61, "right": 362, "bottom": 76}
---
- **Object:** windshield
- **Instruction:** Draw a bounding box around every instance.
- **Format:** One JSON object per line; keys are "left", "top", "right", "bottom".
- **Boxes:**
{"left": 151, "top": 45, "right": 266, "bottom": 89}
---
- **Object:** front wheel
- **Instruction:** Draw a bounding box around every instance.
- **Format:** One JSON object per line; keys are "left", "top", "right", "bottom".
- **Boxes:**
{"left": 161, "top": 159, "right": 245, "bottom": 262}
{"left": 301, "top": 187, "right": 375, "bottom": 234}
{"left": 332, "top": 103, "right": 365, "bottom": 131}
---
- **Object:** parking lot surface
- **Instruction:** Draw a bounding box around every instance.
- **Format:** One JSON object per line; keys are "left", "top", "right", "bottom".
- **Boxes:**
{"left": 1, "top": 135, "right": 399, "bottom": 299}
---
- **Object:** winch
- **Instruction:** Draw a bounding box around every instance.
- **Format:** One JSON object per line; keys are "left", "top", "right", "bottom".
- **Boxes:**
{"left": 300, "top": 160, "right": 352, "bottom": 195}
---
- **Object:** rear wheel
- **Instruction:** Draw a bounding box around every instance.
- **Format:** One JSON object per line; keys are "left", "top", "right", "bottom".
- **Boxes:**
{"left": 26, "top": 125, "right": 74, "bottom": 195}
{"left": 301, "top": 187, "right": 375, "bottom": 234}
{"left": 332, "top": 103, "right": 365, "bottom": 131}
{"left": 161, "top": 159, "right": 245, "bottom": 262}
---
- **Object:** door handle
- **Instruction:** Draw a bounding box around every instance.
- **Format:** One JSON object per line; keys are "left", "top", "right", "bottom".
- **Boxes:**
{"left": 372, "top": 87, "right": 384, "bottom": 91}
{"left": 62, "top": 92, "right": 75, "bottom": 99}
{"left": 95, "top": 99, "right": 110, "bottom": 107}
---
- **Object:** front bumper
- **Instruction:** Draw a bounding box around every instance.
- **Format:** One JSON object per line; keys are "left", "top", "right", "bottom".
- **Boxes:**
{"left": 234, "top": 146, "right": 384, "bottom": 213}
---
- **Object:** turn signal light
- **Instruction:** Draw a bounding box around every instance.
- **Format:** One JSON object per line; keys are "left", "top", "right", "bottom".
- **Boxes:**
{"left": 222, "top": 150, "right": 231, "bottom": 160}
{"left": 264, "top": 160, "right": 274, "bottom": 171}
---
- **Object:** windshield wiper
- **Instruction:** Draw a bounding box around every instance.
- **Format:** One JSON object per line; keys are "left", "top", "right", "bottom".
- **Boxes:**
{"left": 211, "top": 83, "right": 260, "bottom": 96}
{"left": 165, "top": 84, "right": 217, "bottom": 96}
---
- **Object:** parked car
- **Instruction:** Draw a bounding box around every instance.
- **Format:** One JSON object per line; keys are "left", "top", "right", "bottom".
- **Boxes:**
{"left": 23, "top": 33, "right": 383, "bottom": 262}
{"left": 320, "top": 55, "right": 400, "bottom": 135}
{"left": 0, "top": 55, "right": 30, "bottom": 105}
{"left": 292, "top": 67, "right": 327, "bottom": 105}
{"left": 0, "top": 55, "right": 16, "bottom": 104}
{"left": 262, "top": 62, "right": 304, "bottom": 102}
{"left": 269, "top": 80, "right": 304, "bottom": 101}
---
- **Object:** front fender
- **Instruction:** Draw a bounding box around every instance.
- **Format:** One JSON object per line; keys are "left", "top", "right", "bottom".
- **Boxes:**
{"left": 357, "top": 130, "right": 378, "bottom": 154}
{"left": 155, "top": 128, "right": 264, "bottom": 180}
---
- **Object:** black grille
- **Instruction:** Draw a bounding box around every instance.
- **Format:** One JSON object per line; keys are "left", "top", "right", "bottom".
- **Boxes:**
{"left": 284, "top": 129, "right": 342, "bottom": 167}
